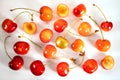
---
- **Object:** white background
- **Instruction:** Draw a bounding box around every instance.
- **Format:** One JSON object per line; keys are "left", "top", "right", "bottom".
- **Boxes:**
{"left": 0, "top": 0, "right": 120, "bottom": 80}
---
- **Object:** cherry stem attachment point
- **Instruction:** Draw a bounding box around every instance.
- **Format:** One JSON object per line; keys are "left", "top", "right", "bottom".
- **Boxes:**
{"left": 93, "top": 4, "right": 107, "bottom": 21}
{"left": 18, "top": 35, "right": 43, "bottom": 49}
{"left": 89, "top": 16, "right": 104, "bottom": 40}
{"left": 4, "top": 36, "right": 12, "bottom": 60}
{"left": 10, "top": 8, "right": 40, "bottom": 13}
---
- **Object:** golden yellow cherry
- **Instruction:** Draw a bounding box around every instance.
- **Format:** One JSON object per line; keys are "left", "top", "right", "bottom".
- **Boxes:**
{"left": 101, "top": 55, "right": 114, "bottom": 70}
{"left": 57, "top": 3, "right": 69, "bottom": 17}
{"left": 55, "top": 36, "right": 69, "bottom": 49}
{"left": 23, "top": 22, "right": 37, "bottom": 34}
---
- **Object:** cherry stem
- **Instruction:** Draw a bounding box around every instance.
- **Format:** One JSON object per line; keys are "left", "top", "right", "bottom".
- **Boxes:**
{"left": 64, "top": 18, "right": 83, "bottom": 37}
{"left": 93, "top": 4, "right": 107, "bottom": 21}
{"left": 89, "top": 16, "right": 104, "bottom": 40}
{"left": 70, "top": 51, "right": 85, "bottom": 69}
{"left": 66, "top": 29, "right": 99, "bottom": 37}
{"left": 18, "top": 35, "right": 43, "bottom": 49}
{"left": 4, "top": 36, "right": 12, "bottom": 60}
{"left": 10, "top": 8, "right": 40, "bottom": 13}
{"left": 11, "top": 11, "right": 34, "bottom": 21}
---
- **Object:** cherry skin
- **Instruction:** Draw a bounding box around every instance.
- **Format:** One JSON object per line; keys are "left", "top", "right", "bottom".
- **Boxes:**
{"left": 30, "top": 60, "right": 45, "bottom": 76}
{"left": 82, "top": 59, "right": 98, "bottom": 74}
{"left": 2, "top": 18, "right": 17, "bottom": 33}
{"left": 95, "top": 39, "right": 111, "bottom": 52}
{"left": 13, "top": 41, "right": 30, "bottom": 55}
{"left": 56, "top": 62, "right": 69, "bottom": 77}
{"left": 43, "top": 44, "right": 57, "bottom": 59}
{"left": 55, "top": 36, "right": 69, "bottom": 49}
{"left": 101, "top": 55, "right": 114, "bottom": 70}
{"left": 40, "top": 6, "right": 53, "bottom": 22}
{"left": 73, "top": 4, "right": 86, "bottom": 17}
{"left": 78, "top": 22, "right": 92, "bottom": 36}
{"left": 39, "top": 28, "right": 53, "bottom": 43}
{"left": 9, "top": 56, "right": 24, "bottom": 70}
{"left": 23, "top": 22, "right": 37, "bottom": 34}
{"left": 100, "top": 21, "right": 113, "bottom": 32}
{"left": 54, "top": 19, "right": 68, "bottom": 33}
{"left": 71, "top": 39, "right": 84, "bottom": 52}
{"left": 57, "top": 3, "right": 69, "bottom": 17}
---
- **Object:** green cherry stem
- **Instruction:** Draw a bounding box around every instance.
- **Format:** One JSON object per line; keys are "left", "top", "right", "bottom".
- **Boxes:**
{"left": 89, "top": 16, "right": 104, "bottom": 40}
{"left": 10, "top": 8, "right": 40, "bottom": 13}
{"left": 18, "top": 35, "right": 43, "bottom": 49}
{"left": 93, "top": 4, "right": 107, "bottom": 21}
{"left": 11, "top": 11, "right": 34, "bottom": 21}
{"left": 4, "top": 36, "right": 12, "bottom": 60}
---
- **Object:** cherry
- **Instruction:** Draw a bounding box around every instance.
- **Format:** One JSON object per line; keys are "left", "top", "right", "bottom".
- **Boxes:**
{"left": 30, "top": 60, "right": 45, "bottom": 76}
{"left": 57, "top": 3, "right": 69, "bottom": 17}
{"left": 4, "top": 36, "right": 24, "bottom": 70}
{"left": 13, "top": 41, "right": 30, "bottom": 55}
{"left": 9, "top": 56, "right": 24, "bottom": 70}
{"left": 101, "top": 55, "right": 114, "bottom": 70}
{"left": 10, "top": 6, "right": 53, "bottom": 22}
{"left": 71, "top": 39, "right": 84, "bottom": 52}
{"left": 54, "top": 19, "right": 68, "bottom": 33}
{"left": 56, "top": 62, "right": 69, "bottom": 77}
{"left": 78, "top": 22, "right": 92, "bottom": 36}
{"left": 39, "top": 28, "right": 53, "bottom": 43}
{"left": 100, "top": 22, "right": 113, "bottom": 32}
{"left": 89, "top": 16, "right": 111, "bottom": 52}
{"left": 55, "top": 36, "right": 69, "bottom": 49}
{"left": 23, "top": 22, "right": 37, "bottom": 34}
{"left": 95, "top": 39, "right": 111, "bottom": 52}
{"left": 2, "top": 18, "right": 17, "bottom": 33}
{"left": 73, "top": 4, "right": 86, "bottom": 17}
{"left": 82, "top": 59, "right": 98, "bottom": 74}
{"left": 40, "top": 6, "right": 53, "bottom": 22}
{"left": 43, "top": 44, "right": 57, "bottom": 59}
{"left": 93, "top": 4, "right": 113, "bottom": 32}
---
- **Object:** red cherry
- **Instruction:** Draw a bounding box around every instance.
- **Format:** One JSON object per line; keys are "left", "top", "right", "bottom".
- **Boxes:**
{"left": 39, "top": 28, "right": 53, "bottom": 43}
{"left": 2, "top": 19, "right": 17, "bottom": 33}
{"left": 30, "top": 60, "right": 45, "bottom": 76}
{"left": 100, "top": 21, "right": 113, "bottom": 31}
{"left": 56, "top": 62, "right": 69, "bottom": 77}
{"left": 54, "top": 19, "right": 68, "bottom": 33}
{"left": 82, "top": 59, "right": 98, "bottom": 74}
{"left": 43, "top": 44, "right": 57, "bottom": 59}
{"left": 95, "top": 39, "right": 111, "bottom": 52}
{"left": 13, "top": 41, "right": 30, "bottom": 55}
{"left": 73, "top": 4, "right": 86, "bottom": 17}
{"left": 9, "top": 56, "right": 24, "bottom": 70}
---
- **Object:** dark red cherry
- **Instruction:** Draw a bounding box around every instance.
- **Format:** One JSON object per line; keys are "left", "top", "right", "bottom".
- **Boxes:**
{"left": 100, "top": 21, "right": 113, "bottom": 32}
{"left": 9, "top": 56, "right": 24, "bottom": 70}
{"left": 30, "top": 60, "right": 45, "bottom": 76}
{"left": 2, "top": 18, "right": 17, "bottom": 33}
{"left": 13, "top": 41, "right": 30, "bottom": 55}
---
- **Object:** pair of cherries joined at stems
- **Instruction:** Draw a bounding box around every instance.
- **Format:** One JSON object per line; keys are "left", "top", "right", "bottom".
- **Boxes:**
{"left": 2, "top": 3, "right": 114, "bottom": 77}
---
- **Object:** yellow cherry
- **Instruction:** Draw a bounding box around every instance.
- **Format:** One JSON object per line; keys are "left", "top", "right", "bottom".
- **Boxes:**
{"left": 23, "top": 22, "right": 37, "bottom": 34}
{"left": 55, "top": 36, "right": 69, "bottom": 49}
{"left": 57, "top": 3, "right": 69, "bottom": 17}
